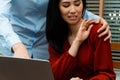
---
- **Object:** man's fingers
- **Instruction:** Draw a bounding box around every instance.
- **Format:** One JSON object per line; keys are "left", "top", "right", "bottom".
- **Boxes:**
{"left": 98, "top": 25, "right": 109, "bottom": 37}
{"left": 104, "top": 31, "right": 112, "bottom": 42}
{"left": 97, "top": 19, "right": 108, "bottom": 33}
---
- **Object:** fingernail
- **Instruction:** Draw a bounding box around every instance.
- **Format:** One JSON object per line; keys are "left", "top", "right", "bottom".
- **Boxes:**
{"left": 98, "top": 35, "right": 101, "bottom": 38}
{"left": 104, "top": 39, "right": 106, "bottom": 41}
{"left": 97, "top": 30, "right": 100, "bottom": 33}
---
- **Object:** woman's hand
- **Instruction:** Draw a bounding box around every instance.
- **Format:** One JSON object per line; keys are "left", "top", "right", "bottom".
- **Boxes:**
{"left": 12, "top": 43, "right": 30, "bottom": 59}
{"left": 75, "top": 19, "right": 93, "bottom": 43}
{"left": 95, "top": 18, "right": 111, "bottom": 42}
{"left": 68, "top": 19, "right": 94, "bottom": 57}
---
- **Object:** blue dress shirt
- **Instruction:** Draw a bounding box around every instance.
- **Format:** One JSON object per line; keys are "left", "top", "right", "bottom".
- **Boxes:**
{"left": 0, "top": 0, "right": 99, "bottom": 59}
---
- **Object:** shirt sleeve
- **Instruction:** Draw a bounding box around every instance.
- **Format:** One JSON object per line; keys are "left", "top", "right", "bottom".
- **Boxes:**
{"left": 0, "top": 0, "right": 21, "bottom": 51}
{"left": 84, "top": 10, "right": 100, "bottom": 20}
{"left": 48, "top": 45, "right": 77, "bottom": 80}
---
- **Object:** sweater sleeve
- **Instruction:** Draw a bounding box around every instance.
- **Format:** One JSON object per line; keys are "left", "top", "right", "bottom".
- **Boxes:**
{"left": 89, "top": 24, "right": 116, "bottom": 80}
{"left": 48, "top": 45, "right": 77, "bottom": 80}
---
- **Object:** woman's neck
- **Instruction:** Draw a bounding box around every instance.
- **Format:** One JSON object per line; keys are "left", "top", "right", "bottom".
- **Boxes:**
{"left": 68, "top": 19, "right": 82, "bottom": 37}
{"left": 68, "top": 19, "right": 83, "bottom": 45}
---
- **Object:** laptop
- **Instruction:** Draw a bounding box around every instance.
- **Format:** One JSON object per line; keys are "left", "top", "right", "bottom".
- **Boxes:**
{"left": 0, "top": 56, "right": 54, "bottom": 80}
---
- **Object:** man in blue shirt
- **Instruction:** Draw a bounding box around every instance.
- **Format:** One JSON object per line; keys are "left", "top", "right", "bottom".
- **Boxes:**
{"left": 0, "top": 0, "right": 111, "bottom": 60}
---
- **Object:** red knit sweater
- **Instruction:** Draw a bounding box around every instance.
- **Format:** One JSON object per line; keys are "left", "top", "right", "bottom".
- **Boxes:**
{"left": 48, "top": 24, "right": 116, "bottom": 80}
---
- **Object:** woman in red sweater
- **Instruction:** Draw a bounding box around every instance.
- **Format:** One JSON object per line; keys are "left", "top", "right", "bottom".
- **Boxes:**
{"left": 46, "top": 0, "right": 116, "bottom": 80}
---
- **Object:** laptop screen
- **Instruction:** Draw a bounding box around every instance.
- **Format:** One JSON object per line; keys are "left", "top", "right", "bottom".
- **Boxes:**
{"left": 0, "top": 56, "right": 54, "bottom": 80}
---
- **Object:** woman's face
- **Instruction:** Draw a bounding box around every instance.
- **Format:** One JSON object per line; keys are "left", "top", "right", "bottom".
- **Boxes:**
{"left": 59, "top": 0, "right": 83, "bottom": 25}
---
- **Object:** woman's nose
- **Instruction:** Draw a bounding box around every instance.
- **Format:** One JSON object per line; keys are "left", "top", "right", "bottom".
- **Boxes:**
{"left": 69, "top": 6, "right": 76, "bottom": 14}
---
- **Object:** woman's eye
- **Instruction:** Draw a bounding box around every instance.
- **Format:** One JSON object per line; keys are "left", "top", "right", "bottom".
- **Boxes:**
{"left": 62, "top": 4, "right": 70, "bottom": 8}
{"left": 75, "top": 2, "right": 81, "bottom": 6}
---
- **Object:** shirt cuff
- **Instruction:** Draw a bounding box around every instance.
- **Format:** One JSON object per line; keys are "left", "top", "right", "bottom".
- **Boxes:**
{"left": 4, "top": 32, "right": 21, "bottom": 51}
{"left": 84, "top": 10, "right": 99, "bottom": 20}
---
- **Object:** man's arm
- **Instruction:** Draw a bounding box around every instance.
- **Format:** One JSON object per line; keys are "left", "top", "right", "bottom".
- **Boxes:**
{"left": 0, "top": 0, "right": 21, "bottom": 50}
{"left": 0, "top": 0, "right": 30, "bottom": 58}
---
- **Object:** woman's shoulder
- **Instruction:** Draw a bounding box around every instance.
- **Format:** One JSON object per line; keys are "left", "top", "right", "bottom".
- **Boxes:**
{"left": 91, "top": 23, "right": 102, "bottom": 34}
{"left": 89, "top": 23, "right": 102, "bottom": 40}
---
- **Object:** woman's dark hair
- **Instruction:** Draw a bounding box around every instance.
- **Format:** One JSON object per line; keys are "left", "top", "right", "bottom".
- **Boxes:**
{"left": 46, "top": 0, "right": 86, "bottom": 53}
